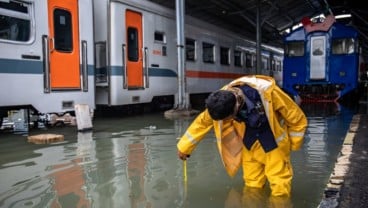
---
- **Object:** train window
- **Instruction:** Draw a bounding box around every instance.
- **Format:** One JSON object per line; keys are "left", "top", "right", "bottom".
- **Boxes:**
{"left": 154, "top": 31, "right": 166, "bottom": 44}
{"left": 286, "top": 41, "right": 304, "bottom": 57}
{"left": 186, "top": 38, "right": 196, "bottom": 61}
{"left": 245, "top": 52, "right": 252, "bottom": 68}
{"left": 95, "top": 42, "right": 107, "bottom": 84}
{"left": 234, "top": 50, "right": 242, "bottom": 67}
{"left": 0, "top": 1, "right": 32, "bottom": 42}
{"left": 261, "top": 56, "right": 269, "bottom": 70}
{"left": 202, "top": 42, "right": 214, "bottom": 63}
{"left": 252, "top": 55, "right": 257, "bottom": 68}
{"left": 276, "top": 60, "right": 281, "bottom": 71}
{"left": 312, "top": 38, "right": 324, "bottom": 56}
{"left": 127, "top": 27, "right": 139, "bottom": 61}
{"left": 271, "top": 59, "right": 276, "bottom": 71}
{"left": 220, "top": 47, "right": 230, "bottom": 65}
{"left": 332, "top": 38, "right": 356, "bottom": 55}
{"left": 53, "top": 9, "right": 73, "bottom": 52}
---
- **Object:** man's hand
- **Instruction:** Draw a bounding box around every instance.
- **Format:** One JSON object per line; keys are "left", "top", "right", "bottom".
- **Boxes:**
{"left": 177, "top": 151, "right": 190, "bottom": 160}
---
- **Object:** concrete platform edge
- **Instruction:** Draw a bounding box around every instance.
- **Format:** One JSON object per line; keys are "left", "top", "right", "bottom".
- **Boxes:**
{"left": 317, "top": 114, "right": 361, "bottom": 208}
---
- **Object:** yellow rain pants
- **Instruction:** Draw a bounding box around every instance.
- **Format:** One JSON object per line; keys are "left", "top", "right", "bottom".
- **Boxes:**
{"left": 242, "top": 139, "right": 293, "bottom": 197}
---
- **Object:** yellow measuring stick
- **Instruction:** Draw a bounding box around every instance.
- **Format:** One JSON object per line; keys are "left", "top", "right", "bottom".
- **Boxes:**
{"left": 183, "top": 159, "right": 188, "bottom": 201}
{"left": 183, "top": 160, "right": 187, "bottom": 182}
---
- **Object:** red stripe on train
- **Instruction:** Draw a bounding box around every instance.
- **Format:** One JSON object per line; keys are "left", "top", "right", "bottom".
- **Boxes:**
{"left": 186, "top": 70, "right": 245, "bottom": 79}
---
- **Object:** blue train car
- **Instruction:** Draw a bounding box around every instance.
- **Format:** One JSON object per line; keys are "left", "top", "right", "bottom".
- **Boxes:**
{"left": 282, "top": 15, "right": 361, "bottom": 102}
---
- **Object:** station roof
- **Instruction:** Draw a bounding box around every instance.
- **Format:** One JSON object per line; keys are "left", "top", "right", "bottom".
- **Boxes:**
{"left": 148, "top": 0, "right": 368, "bottom": 61}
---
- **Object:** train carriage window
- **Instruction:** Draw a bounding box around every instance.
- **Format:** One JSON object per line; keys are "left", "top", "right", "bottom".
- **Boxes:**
{"left": 332, "top": 38, "right": 356, "bottom": 55}
{"left": 53, "top": 9, "right": 72, "bottom": 52}
{"left": 261, "top": 56, "right": 269, "bottom": 71}
{"left": 245, "top": 52, "right": 252, "bottom": 68}
{"left": 276, "top": 60, "right": 281, "bottom": 71}
{"left": 312, "top": 39, "right": 324, "bottom": 56}
{"left": 234, "top": 50, "right": 242, "bottom": 67}
{"left": 220, "top": 46, "right": 230, "bottom": 65}
{"left": 252, "top": 55, "right": 257, "bottom": 68}
{"left": 186, "top": 38, "right": 196, "bottom": 61}
{"left": 95, "top": 42, "right": 107, "bottom": 84}
{"left": 154, "top": 31, "right": 167, "bottom": 56}
{"left": 286, "top": 41, "right": 304, "bottom": 57}
{"left": 202, "top": 42, "right": 214, "bottom": 63}
{"left": 154, "top": 31, "right": 166, "bottom": 44}
{"left": 0, "top": 1, "right": 32, "bottom": 42}
{"left": 127, "top": 27, "right": 139, "bottom": 61}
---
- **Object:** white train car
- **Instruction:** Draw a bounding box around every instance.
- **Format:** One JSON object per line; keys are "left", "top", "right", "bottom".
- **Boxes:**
{"left": 0, "top": 0, "right": 283, "bottom": 128}
{"left": 93, "top": 0, "right": 283, "bottom": 110}
{"left": 0, "top": 0, "right": 95, "bottom": 125}
{"left": 93, "top": 0, "right": 178, "bottom": 108}
{"left": 184, "top": 17, "right": 284, "bottom": 94}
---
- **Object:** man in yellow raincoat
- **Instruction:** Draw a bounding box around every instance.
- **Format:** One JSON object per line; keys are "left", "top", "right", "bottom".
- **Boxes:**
{"left": 177, "top": 75, "right": 308, "bottom": 197}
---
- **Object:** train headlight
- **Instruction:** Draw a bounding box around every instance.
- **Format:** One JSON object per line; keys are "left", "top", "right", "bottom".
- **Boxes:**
{"left": 335, "top": 84, "right": 345, "bottom": 90}
{"left": 339, "top": 71, "right": 346, "bottom": 76}
{"left": 292, "top": 72, "right": 297, "bottom": 77}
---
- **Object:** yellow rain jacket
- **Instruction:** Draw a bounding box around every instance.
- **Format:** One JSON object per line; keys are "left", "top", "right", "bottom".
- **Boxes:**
{"left": 177, "top": 75, "right": 307, "bottom": 192}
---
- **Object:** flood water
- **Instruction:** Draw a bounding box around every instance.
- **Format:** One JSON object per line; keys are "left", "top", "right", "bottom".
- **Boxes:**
{"left": 0, "top": 103, "right": 358, "bottom": 208}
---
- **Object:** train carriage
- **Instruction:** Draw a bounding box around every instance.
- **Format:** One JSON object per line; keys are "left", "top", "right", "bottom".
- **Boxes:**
{"left": 0, "top": 0, "right": 95, "bottom": 125}
{"left": 93, "top": 0, "right": 283, "bottom": 111}
{"left": 93, "top": 0, "right": 178, "bottom": 108}
{"left": 282, "top": 15, "right": 361, "bottom": 102}
{"left": 0, "top": 0, "right": 284, "bottom": 129}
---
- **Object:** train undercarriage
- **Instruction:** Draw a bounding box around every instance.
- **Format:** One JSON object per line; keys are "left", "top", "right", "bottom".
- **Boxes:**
{"left": 0, "top": 107, "right": 80, "bottom": 132}
{"left": 295, "top": 84, "right": 342, "bottom": 102}
{"left": 294, "top": 83, "right": 360, "bottom": 103}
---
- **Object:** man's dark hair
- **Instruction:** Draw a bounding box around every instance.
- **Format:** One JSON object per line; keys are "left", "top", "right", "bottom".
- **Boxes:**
{"left": 205, "top": 90, "right": 236, "bottom": 120}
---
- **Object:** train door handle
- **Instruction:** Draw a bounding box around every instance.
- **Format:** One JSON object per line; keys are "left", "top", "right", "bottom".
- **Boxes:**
{"left": 144, "top": 47, "right": 149, "bottom": 88}
{"left": 122, "top": 44, "right": 128, "bottom": 89}
{"left": 42, "top": 35, "right": 50, "bottom": 93}
{"left": 49, "top": 37, "right": 55, "bottom": 52}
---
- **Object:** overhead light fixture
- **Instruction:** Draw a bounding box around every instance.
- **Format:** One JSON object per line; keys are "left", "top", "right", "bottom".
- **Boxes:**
{"left": 335, "top": 14, "right": 352, "bottom": 19}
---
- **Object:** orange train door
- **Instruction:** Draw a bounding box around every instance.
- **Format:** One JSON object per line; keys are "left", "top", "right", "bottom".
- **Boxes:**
{"left": 48, "top": 0, "right": 80, "bottom": 90}
{"left": 126, "top": 10, "right": 144, "bottom": 89}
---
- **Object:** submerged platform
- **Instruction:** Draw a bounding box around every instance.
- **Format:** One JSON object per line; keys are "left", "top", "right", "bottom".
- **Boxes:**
{"left": 319, "top": 113, "right": 368, "bottom": 208}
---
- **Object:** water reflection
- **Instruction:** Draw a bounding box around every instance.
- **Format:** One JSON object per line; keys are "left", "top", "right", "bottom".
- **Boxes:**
{"left": 0, "top": 104, "right": 356, "bottom": 208}
{"left": 223, "top": 187, "right": 293, "bottom": 208}
{"left": 291, "top": 102, "right": 355, "bottom": 207}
